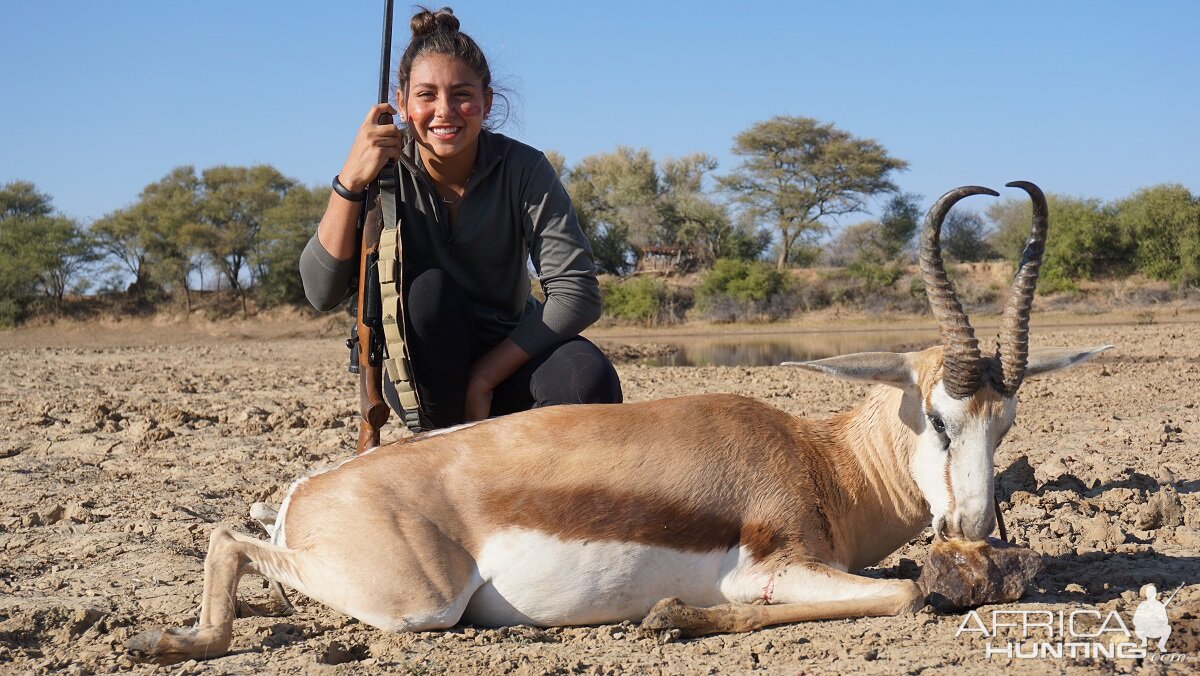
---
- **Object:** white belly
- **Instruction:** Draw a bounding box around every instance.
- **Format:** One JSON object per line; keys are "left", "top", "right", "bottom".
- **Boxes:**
{"left": 461, "top": 528, "right": 764, "bottom": 627}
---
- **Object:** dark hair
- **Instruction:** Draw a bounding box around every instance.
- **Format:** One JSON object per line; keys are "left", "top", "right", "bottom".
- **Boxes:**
{"left": 398, "top": 7, "right": 508, "bottom": 127}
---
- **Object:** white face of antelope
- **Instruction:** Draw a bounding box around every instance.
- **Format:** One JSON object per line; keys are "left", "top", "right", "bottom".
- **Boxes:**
{"left": 909, "top": 380, "right": 1017, "bottom": 542}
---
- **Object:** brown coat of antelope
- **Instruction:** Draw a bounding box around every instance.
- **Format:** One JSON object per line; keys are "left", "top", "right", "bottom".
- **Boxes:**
{"left": 129, "top": 182, "right": 1108, "bottom": 664}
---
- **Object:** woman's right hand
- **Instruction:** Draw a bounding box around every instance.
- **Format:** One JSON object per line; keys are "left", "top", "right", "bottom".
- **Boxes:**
{"left": 338, "top": 103, "right": 404, "bottom": 192}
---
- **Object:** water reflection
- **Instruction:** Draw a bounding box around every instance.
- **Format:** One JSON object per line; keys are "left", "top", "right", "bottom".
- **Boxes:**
{"left": 609, "top": 328, "right": 942, "bottom": 367}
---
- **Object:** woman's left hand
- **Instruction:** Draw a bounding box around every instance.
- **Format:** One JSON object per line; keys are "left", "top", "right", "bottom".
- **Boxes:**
{"left": 463, "top": 339, "right": 531, "bottom": 422}
{"left": 463, "top": 379, "right": 494, "bottom": 422}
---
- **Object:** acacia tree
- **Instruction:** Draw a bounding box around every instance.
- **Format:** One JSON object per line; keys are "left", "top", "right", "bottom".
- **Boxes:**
{"left": 941, "top": 209, "right": 993, "bottom": 262}
{"left": 877, "top": 192, "right": 922, "bottom": 261}
{"left": 0, "top": 182, "right": 56, "bottom": 322}
{"left": 92, "top": 206, "right": 150, "bottom": 296}
{"left": 719, "top": 116, "right": 908, "bottom": 269}
{"left": 144, "top": 167, "right": 205, "bottom": 311}
{"left": 193, "top": 165, "right": 293, "bottom": 315}
{"left": 658, "top": 154, "right": 764, "bottom": 265}
{"left": 0, "top": 181, "right": 94, "bottom": 319}
{"left": 94, "top": 167, "right": 203, "bottom": 308}
{"left": 564, "top": 148, "right": 661, "bottom": 274}
{"left": 258, "top": 184, "right": 327, "bottom": 305}
{"left": 37, "top": 216, "right": 97, "bottom": 309}
{"left": 825, "top": 192, "right": 923, "bottom": 266}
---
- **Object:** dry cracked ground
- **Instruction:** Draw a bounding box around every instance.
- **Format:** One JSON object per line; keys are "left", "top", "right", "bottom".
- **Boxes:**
{"left": 1, "top": 312, "right": 1198, "bottom": 675}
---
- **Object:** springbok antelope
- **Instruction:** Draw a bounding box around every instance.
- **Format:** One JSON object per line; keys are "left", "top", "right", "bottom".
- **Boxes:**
{"left": 130, "top": 182, "right": 1108, "bottom": 664}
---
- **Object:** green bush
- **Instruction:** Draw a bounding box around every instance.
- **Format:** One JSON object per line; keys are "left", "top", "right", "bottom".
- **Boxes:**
{"left": 698, "top": 259, "right": 788, "bottom": 302}
{"left": 989, "top": 193, "right": 1129, "bottom": 289}
{"left": 1115, "top": 184, "right": 1200, "bottom": 285}
{"left": 1041, "top": 195, "right": 1126, "bottom": 285}
{"left": 601, "top": 276, "right": 667, "bottom": 325}
{"left": 1034, "top": 268, "right": 1079, "bottom": 295}
{"left": 846, "top": 261, "right": 902, "bottom": 293}
{"left": 697, "top": 259, "right": 796, "bottom": 322}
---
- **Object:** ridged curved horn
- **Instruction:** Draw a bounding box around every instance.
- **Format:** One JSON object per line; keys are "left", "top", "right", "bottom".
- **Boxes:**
{"left": 920, "top": 186, "right": 999, "bottom": 399}
{"left": 996, "top": 181, "right": 1049, "bottom": 394}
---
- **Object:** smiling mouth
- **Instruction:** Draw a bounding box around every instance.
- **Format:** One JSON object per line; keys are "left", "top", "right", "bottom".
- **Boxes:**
{"left": 430, "top": 126, "right": 462, "bottom": 139}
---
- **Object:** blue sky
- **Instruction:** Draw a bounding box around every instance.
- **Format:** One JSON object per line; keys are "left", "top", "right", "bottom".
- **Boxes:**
{"left": 2, "top": 1, "right": 1197, "bottom": 225}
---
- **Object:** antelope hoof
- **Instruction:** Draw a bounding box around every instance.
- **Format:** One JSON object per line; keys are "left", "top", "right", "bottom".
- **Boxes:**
{"left": 642, "top": 597, "right": 717, "bottom": 636}
{"left": 642, "top": 597, "right": 687, "bottom": 630}
{"left": 269, "top": 580, "right": 295, "bottom": 616}
{"left": 126, "top": 627, "right": 195, "bottom": 665}
{"left": 897, "top": 580, "right": 927, "bottom": 615}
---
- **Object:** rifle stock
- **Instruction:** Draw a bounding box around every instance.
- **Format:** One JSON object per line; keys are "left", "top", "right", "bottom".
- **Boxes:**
{"left": 355, "top": 181, "right": 390, "bottom": 453}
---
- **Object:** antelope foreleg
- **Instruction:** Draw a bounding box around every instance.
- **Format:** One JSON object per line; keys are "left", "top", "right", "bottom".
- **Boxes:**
{"left": 643, "top": 566, "right": 925, "bottom": 636}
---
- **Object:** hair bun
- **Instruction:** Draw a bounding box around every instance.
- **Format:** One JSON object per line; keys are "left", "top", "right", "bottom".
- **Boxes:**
{"left": 410, "top": 7, "right": 460, "bottom": 38}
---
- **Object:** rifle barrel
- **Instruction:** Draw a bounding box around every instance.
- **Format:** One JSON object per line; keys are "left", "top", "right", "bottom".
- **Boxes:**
{"left": 378, "top": 0, "right": 394, "bottom": 105}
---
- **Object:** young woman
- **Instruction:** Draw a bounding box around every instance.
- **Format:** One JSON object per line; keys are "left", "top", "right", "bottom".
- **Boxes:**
{"left": 300, "top": 7, "right": 622, "bottom": 429}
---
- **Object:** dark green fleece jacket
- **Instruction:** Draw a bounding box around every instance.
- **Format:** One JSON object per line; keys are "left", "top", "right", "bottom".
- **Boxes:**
{"left": 300, "top": 130, "right": 601, "bottom": 357}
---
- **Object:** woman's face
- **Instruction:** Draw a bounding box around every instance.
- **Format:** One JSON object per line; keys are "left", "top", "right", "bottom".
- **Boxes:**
{"left": 400, "top": 53, "right": 492, "bottom": 165}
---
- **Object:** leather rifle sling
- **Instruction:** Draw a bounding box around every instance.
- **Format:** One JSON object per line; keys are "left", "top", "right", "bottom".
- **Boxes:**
{"left": 376, "top": 161, "right": 425, "bottom": 433}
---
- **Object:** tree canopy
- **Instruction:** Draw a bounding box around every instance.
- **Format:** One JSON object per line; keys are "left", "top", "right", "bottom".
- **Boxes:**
{"left": 0, "top": 181, "right": 93, "bottom": 323}
{"left": 719, "top": 116, "right": 908, "bottom": 269}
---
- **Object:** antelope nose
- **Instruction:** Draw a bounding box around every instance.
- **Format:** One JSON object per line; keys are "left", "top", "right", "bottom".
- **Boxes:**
{"left": 956, "top": 509, "right": 995, "bottom": 542}
{"left": 946, "top": 513, "right": 965, "bottom": 540}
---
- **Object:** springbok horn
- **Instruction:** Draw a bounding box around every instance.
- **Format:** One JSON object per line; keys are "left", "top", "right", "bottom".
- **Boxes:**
{"left": 920, "top": 186, "right": 999, "bottom": 399}
{"left": 996, "top": 181, "right": 1049, "bottom": 394}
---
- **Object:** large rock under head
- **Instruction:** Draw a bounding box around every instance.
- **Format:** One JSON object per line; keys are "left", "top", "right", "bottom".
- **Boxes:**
{"left": 918, "top": 537, "right": 1043, "bottom": 612}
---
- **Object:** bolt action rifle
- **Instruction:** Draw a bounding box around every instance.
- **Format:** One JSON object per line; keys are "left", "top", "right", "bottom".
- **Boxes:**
{"left": 347, "top": 0, "right": 423, "bottom": 453}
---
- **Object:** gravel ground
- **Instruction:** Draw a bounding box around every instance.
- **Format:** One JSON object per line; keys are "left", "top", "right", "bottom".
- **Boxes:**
{"left": 1, "top": 313, "right": 1198, "bottom": 674}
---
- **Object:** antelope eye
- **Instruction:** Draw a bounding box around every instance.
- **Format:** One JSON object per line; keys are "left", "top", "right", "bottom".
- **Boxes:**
{"left": 928, "top": 415, "right": 947, "bottom": 434}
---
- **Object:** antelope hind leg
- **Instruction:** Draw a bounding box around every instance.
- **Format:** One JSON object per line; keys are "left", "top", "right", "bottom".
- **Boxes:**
{"left": 643, "top": 565, "right": 925, "bottom": 636}
{"left": 127, "top": 526, "right": 301, "bottom": 665}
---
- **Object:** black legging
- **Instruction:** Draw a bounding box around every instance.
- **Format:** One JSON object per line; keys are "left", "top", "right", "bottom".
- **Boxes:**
{"left": 384, "top": 268, "right": 622, "bottom": 429}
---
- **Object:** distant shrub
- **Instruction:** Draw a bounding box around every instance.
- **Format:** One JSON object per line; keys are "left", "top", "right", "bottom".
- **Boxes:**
{"left": 698, "top": 259, "right": 788, "bottom": 302}
{"left": 1115, "top": 184, "right": 1200, "bottom": 286}
{"left": 845, "top": 262, "right": 902, "bottom": 294}
{"left": 602, "top": 276, "right": 668, "bottom": 326}
{"left": 697, "top": 259, "right": 795, "bottom": 322}
{"left": 0, "top": 296, "right": 26, "bottom": 327}
{"left": 1037, "top": 269, "right": 1080, "bottom": 295}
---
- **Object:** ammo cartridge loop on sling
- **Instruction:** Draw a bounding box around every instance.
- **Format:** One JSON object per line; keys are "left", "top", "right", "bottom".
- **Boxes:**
{"left": 377, "top": 163, "right": 425, "bottom": 433}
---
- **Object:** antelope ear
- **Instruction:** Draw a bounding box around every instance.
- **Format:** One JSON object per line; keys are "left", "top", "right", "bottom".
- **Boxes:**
{"left": 1024, "top": 345, "right": 1113, "bottom": 378}
{"left": 783, "top": 352, "right": 914, "bottom": 388}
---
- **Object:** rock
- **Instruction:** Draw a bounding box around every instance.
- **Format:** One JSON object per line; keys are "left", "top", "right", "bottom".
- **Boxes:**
{"left": 1035, "top": 456, "right": 1087, "bottom": 493}
{"left": 1136, "top": 487, "right": 1184, "bottom": 530}
{"left": 1081, "top": 514, "right": 1124, "bottom": 547}
{"left": 63, "top": 501, "right": 91, "bottom": 524}
{"left": 70, "top": 607, "right": 106, "bottom": 636}
{"left": 38, "top": 504, "right": 66, "bottom": 526}
{"left": 321, "top": 640, "right": 369, "bottom": 665}
{"left": 1173, "top": 527, "right": 1200, "bottom": 550}
{"left": 239, "top": 407, "right": 268, "bottom": 423}
{"left": 918, "top": 537, "right": 1043, "bottom": 612}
